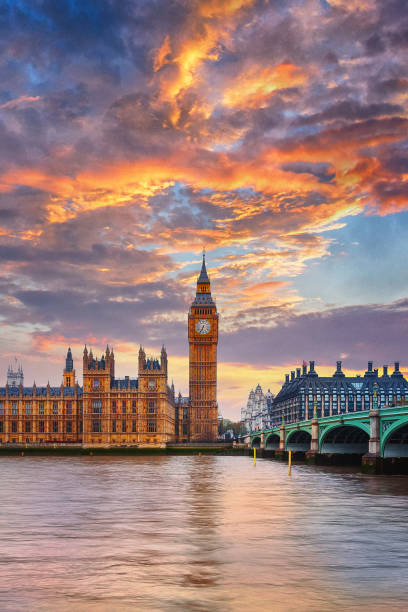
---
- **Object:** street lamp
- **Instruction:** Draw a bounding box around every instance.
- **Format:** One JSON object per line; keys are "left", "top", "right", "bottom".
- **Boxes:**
{"left": 373, "top": 382, "right": 379, "bottom": 410}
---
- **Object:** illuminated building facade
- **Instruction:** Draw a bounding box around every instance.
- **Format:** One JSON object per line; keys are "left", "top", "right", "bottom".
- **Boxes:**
{"left": 0, "top": 257, "right": 219, "bottom": 446}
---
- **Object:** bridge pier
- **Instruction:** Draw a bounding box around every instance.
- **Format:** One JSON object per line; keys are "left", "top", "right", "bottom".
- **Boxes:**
{"left": 306, "top": 417, "right": 321, "bottom": 464}
{"left": 362, "top": 409, "right": 383, "bottom": 473}
{"left": 274, "top": 424, "right": 286, "bottom": 460}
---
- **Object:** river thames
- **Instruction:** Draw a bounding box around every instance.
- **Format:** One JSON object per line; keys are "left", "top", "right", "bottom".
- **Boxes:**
{"left": 0, "top": 455, "right": 407, "bottom": 611}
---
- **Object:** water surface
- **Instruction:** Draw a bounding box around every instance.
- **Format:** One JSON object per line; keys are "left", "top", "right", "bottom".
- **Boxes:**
{"left": 0, "top": 455, "right": 407, "bottom": 611}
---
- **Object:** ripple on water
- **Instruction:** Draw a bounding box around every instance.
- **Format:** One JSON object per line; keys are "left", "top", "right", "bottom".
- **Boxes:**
{"left": 0, "top": 455, "right": 407, "bottom": 611}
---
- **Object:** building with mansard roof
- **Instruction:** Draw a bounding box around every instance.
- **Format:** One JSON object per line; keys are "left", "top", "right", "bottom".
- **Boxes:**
{"left": 271, "top": 360, "right": 408, "bottom": 427}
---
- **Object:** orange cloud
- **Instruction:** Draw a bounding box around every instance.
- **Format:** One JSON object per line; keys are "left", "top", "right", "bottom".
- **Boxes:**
{"left": 222, "top": 63, "right": 308, "bottom": 109}
{"left": 153, "top": 0, "right": 255, "bottom": 124}
{"left": 0, "top": 95, "right": 40, "bottom": 110}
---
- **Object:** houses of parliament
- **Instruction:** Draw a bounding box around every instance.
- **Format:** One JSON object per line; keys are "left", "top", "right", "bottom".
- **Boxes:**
{"left": 0, "top": 257, "right": 219, "bottom": 446}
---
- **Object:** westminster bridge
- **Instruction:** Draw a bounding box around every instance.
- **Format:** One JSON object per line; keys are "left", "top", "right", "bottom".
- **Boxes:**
{"left": 241, "top": 405, "right": 408, "bottom": 472}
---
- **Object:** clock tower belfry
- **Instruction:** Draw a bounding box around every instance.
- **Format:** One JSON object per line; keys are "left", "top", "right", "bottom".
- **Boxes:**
{"left": 188, "top": 253, "right": 219, "bottom": 442}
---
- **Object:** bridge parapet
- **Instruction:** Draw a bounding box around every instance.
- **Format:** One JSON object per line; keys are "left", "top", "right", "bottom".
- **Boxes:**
{"left": 250, "top": 405, "right": 408, "bottom": 461}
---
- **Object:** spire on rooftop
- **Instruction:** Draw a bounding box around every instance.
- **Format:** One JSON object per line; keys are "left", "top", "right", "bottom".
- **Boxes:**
{"left": 198, "top": 249, "right": 210, "bottom": 283}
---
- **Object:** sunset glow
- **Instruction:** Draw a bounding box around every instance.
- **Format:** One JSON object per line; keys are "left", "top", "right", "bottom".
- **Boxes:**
{"left": 0, "top": 0, "right": 407, "bottom": 417}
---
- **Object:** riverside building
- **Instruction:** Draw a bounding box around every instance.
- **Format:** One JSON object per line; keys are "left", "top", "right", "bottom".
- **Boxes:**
{"left": 271, "top": 360, "right": 408, "bottom": 427}
{"left": 241, "top": 384, "right": 274, "bottom": 432}
{"left": 0, "top": 256, "right": 219, "bottom": 447}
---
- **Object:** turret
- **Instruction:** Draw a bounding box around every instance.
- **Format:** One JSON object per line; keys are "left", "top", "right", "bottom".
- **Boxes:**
{"left": 161, "top": 345, "right": 168, "bottom": 374}
{"left": 138, "top": 345, "right": 146, "bottom": 371}
{"left": 63, "top": 347, "right": 75, "bottom": 387}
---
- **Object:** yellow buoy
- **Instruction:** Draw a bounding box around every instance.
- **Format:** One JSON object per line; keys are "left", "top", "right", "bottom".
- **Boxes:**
{"left": 288, "top": 450, "right": 292, "bottom": 475}
{"left": 254, "top": 447, "right": 256, "bottom": 466}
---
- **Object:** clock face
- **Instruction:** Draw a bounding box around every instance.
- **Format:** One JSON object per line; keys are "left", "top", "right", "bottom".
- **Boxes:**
{"left": 196, "top": 319, "right": 211, "bottom": 335}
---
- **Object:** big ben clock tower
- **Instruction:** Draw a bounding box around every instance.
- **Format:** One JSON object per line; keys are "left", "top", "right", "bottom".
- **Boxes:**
{"left": 188, "top": 253, "right": 219, "bottom": 442}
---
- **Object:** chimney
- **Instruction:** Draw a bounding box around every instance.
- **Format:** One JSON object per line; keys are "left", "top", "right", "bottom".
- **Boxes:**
{"left": 296, "top": 368, "right": 301, "bottom": 378}
{"left": 291, "top": 371, "right": 295, "bottom": 381}
{"left": 394, "top": 362, "right": 400, "bottom": 373}
{"left": 383, "top": 365, "right": 388, "bottom": 377}
{"left": 368, "top": 361, "right": 373, "bottom": 372}
{"left": 374, "top": 368, "right": 378, "bottom": 377}
{"left": 302, "top": 363, "right": 307, "bottom": 376}
{"left": 285, "top": 374, "right": 290, "bottom": 384}
{"left": 336, "top": 361, "right": 342, "bottom": 373}
{"left": 309, "top": 361, "right": 315, "bottom": 372}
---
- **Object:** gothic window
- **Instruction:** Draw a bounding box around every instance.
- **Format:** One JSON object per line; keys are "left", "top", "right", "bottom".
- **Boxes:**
{"left": 122, "top": 420, "right": 126, "bottom": 433}
{"left": 132, "top": 420, "right": 137, "bottom": 433}
{"left": 12, "top": 421, "right": 17, "bottom": 433}
{"left": 12, "top": 403, "right": 17, "bottom": 416}
{"left": 39, "top": 421, "right": 45, "bottom": 433}
{"left": 148, "top": 400, "right": 156, "bottom": 414}
{"left": 66, "top": 421, "right": 72, "bottom": 434}
{"left": 183, "top": 407, "right": 188, "bottom": 420}
{"left": 112, "top": 420, "right": 116, "bottom": 433}
{"left": 148, "top": 379, "right": 155, "bottom": 390}
{"left": 122, "top": 403, "right": 126, "bottom": 414}
{"left": 0, "top": 422, "right": 3, "bottom": 433}
{"left": 92, "top": 400, "right": 101, "bottom": 414}
{"left": 92, "top": 420, "right": 101, "bottom": 433}
{"left": 39, "top": 402, "right": 44, "bottom": 415}
{"left": 66, "top": 402, "right": 72, "bottom": 415}
{"left": 52, "top": 421, "right": 58, "bottom": 433}
{"left": 147, "top": 421, "right": 156, "bottom": 433}
{"left": 94, "top": 379, "right": 100, "bottom": 390}
{"left": 0, "top": 403, "right": 3, "bottom": 416}
{"left": 53, "top": 402, "right": 58, "bottom": 416}
{"left": 25, "top": 421, "right": 31, "bottom": 433}
{"left": 112, "top": 401, "right": 116, "bottom": 408}
{"left": 66, "top": 377, "right": 71, "bottom": 386}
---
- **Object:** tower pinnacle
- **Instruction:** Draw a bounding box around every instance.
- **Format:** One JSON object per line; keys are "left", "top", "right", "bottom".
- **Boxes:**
{"left": 198, "top": 250, "right": 210, "bottom": 283}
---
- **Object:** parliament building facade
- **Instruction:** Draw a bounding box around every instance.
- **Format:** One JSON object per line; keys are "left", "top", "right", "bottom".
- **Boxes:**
{"left": 0, "top": 257, "right": 219, "bottom": 447}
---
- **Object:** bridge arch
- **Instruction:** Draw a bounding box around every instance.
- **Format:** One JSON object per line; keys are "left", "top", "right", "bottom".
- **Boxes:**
{"left": 251, "top": 436, "right": 262, "bottom": 449}
{"left": 382, "top": 417, "right": 408, "bottom": 457}
{"left": 320, "top": 424, "right": 369, "bottom": 454}
{"left": 265, "top": 433, "right": 280, "bottom": 450}
{"left": 286, "top": 429, "right": 311, "bottom": 452}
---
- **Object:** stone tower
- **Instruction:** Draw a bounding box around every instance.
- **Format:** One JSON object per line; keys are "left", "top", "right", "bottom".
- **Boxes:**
{"left": 63, "top": 347, "right": 75, "bottom": 387}
{"left": 7, "top": 358, "right": 24, "bottom": 387}
{"left": 188, "top": 253, "right": 219, "bottom": 441}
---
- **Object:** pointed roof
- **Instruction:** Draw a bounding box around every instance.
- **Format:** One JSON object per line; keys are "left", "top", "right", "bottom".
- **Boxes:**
{"left": 198, "top": 252, "right": 210, "bottom": 283}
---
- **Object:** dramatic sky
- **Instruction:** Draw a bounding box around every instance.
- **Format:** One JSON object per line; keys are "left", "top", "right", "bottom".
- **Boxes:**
{"left": 0, "top": 0, "right": 407, "bottom": 418}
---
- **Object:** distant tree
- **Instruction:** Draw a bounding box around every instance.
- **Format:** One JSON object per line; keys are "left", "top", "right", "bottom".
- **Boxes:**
{"left": 219, "top": 419, "right": 245, "bottom": 438}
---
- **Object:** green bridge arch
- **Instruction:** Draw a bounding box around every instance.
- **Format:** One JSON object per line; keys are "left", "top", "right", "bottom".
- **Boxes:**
{"left": 381, "top": 415, "right": 408, "bottom": 456}
{"left": 264, "top": 432, "right": 280, "bottom": 449}
{"left": 285, "top": 427, "right": 311, "bottom": 445}
{"left": 319, "top": 421, "right": 370, "bottom": 453}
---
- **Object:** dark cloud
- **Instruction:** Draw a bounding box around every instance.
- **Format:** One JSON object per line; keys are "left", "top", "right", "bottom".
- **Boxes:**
{"left": 220, "top": 300, "right": 408, "bottom": 370}
{"left": 0, "top": 0, "right": 407, "bottom": 405}
{"left": 296, "top": 101, "right": 403, "bottom": 126}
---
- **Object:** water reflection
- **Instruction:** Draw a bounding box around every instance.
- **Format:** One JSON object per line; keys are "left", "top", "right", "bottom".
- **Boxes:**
{"left": 0, "top": 455, "right": 407, "bottom": 611}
